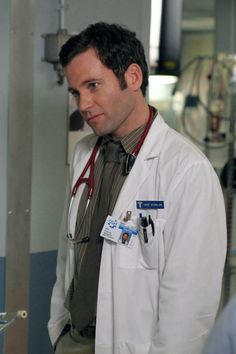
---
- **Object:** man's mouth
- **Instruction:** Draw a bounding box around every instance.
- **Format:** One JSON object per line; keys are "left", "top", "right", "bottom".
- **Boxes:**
{"left": 87, "top": 113, "right": 103, "bottom": 123}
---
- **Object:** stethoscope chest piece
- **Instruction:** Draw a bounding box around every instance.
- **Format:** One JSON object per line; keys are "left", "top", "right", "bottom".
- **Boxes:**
{"left": 124, "top": 154, "right": 136, "bottom": 175}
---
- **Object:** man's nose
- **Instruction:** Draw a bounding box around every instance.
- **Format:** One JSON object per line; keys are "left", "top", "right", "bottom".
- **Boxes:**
{"left": 78, "top": 93, "right": 93, "bottom": 112}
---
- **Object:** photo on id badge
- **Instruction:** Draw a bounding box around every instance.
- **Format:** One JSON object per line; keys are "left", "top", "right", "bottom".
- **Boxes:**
{"left": 119, "top": 231, "right": 132, "bottom": 246}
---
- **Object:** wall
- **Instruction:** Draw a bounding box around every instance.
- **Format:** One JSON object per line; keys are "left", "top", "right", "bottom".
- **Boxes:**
{"left": 0, "top": 0, "right": 10, "bottom": 260}
{"left": 0, "top": 1, "right": 151, "bottom": 354}
{"left": 28, "top": 4, "right": 69, "bottom": 350}
{"left": 0, "top": 0, "right": 10, "bottom": 350}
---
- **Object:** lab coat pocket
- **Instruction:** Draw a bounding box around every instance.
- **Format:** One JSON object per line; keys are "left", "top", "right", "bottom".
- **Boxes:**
{"left": 119, "top": 218, "right": 166, "bottom": 270}
{"left": 118, "top": 235, "right": 141, "bottom": 268}
{"left": 139, "top": 218, "right": 166, "bottom": 269}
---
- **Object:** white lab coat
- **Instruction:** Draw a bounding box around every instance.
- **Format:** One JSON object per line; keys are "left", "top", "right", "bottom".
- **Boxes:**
{"left": 48, "top": 114, "right": 227, "bottom": 354}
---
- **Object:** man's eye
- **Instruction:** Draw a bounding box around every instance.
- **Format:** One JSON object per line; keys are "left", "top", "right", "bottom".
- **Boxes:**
{"left": 89, "top": 82, "right": 100, "bottom": 90}
{"left": 68, "top": 88, "right": 80, "bottom": 98}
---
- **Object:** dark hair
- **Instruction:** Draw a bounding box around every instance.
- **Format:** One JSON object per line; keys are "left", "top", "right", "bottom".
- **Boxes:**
{"left": 59, "top": 22, "right": 149, "bottom": 96}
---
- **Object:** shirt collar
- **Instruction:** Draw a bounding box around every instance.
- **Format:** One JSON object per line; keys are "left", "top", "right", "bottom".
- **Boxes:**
{"left": 101, "top": 106, "right": 158, "bottom": 154}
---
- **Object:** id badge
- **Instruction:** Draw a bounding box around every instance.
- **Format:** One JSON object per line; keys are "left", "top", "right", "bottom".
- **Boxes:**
{"left": 100, "top": 215, "right": 138, "bottom": 247}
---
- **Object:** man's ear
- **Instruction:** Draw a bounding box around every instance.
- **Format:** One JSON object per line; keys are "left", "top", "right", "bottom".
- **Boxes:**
{"left": 124, "top": 63, "right": 143, "bottom": 91}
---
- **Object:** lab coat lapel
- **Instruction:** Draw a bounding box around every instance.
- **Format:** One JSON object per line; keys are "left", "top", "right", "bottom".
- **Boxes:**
{"left": 112, "top": 153, "right": 156, "bottom": 218}
{"left": 112, "top": 114, "right": 167, "bottom": 218}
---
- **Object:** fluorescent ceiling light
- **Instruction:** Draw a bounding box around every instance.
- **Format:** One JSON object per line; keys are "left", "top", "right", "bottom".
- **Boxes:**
{"left": 149, "top": 74, "right": 178, "bottom": 85}
{"left": 148, "top": 74, "right": 178, "bottom": 101}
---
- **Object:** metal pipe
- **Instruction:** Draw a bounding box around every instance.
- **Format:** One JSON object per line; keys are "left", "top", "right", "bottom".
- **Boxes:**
{"left": 58, "top": 0, "right": 66, "bottom": 30}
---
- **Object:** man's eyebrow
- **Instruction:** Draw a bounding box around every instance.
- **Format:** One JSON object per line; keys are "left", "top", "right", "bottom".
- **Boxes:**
{"left": 82, "top": 78, "right": 102, "bottom": 85}
{"left": 68, "top": 79, "right": 103, "bottom": 95}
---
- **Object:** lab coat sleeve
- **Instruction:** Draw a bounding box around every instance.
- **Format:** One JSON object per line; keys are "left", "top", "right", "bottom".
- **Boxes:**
{"left": 154, "top": 161, "right": 227, "bottom": 354}
{"left": 48, "top": 180, "right": 71, "bottom": 346}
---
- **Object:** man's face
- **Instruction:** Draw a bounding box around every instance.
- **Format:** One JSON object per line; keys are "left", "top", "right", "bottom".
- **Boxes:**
{"left": 122, "top": 233, "right": 129, "bottom": 241}
{"left": 64, "top": 48, "right": 137, "bottom": 138}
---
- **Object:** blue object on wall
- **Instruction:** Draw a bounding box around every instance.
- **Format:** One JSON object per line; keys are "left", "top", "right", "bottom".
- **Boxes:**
{"left": 28, "top": 251, "right": 57, "bottom": 354}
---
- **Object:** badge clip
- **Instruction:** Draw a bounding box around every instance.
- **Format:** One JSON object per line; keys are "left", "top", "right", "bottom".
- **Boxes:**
{"left": 123, "top": 210, "right": 132, "bottom": 222}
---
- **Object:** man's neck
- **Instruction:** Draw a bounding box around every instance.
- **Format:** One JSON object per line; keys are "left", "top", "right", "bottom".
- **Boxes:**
{"left": 111, "top": 99, "right": 150, "bottom": 140}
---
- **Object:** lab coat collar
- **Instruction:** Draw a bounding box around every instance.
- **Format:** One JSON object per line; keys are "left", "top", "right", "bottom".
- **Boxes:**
{"left": 141, "top": 113, "right": 168, "bottom": 160}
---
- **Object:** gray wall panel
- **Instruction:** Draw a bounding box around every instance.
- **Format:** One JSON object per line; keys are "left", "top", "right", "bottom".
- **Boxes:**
{"left": 4, "top": 1, "right": 34, "bottom": 353}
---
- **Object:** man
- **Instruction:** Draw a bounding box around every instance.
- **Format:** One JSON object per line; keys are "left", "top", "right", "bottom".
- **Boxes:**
{"left": 48, "top": 22, "right": 227, "bottom": 354}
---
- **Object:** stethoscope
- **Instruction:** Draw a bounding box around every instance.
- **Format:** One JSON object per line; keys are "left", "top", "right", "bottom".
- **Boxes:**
{"left": 67, "top": 105, "right": 154, "bottom": 243}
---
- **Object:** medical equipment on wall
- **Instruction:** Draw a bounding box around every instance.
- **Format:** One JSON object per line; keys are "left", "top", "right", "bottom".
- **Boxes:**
{"left": 0, "top": 310, "right": 27, "bottom": 333}
{"left": 175, "top": 53, "right": 236, "bottom": 304}
{"left": 42, "top": 0, "right": 72, "bottom": 85}
{"left": 175, "top": 54, "right": 235, "bottom": 148}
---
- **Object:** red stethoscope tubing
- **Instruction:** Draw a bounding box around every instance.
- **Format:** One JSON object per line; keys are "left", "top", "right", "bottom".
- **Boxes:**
{"left": 67, "top": 137, "right": 102, "bottom": 240}
{"left": 71, "top": 136, "right": 102, "bottom": 199}
{"left": 67, "top": 105, "right": 154, "bottom": 240}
